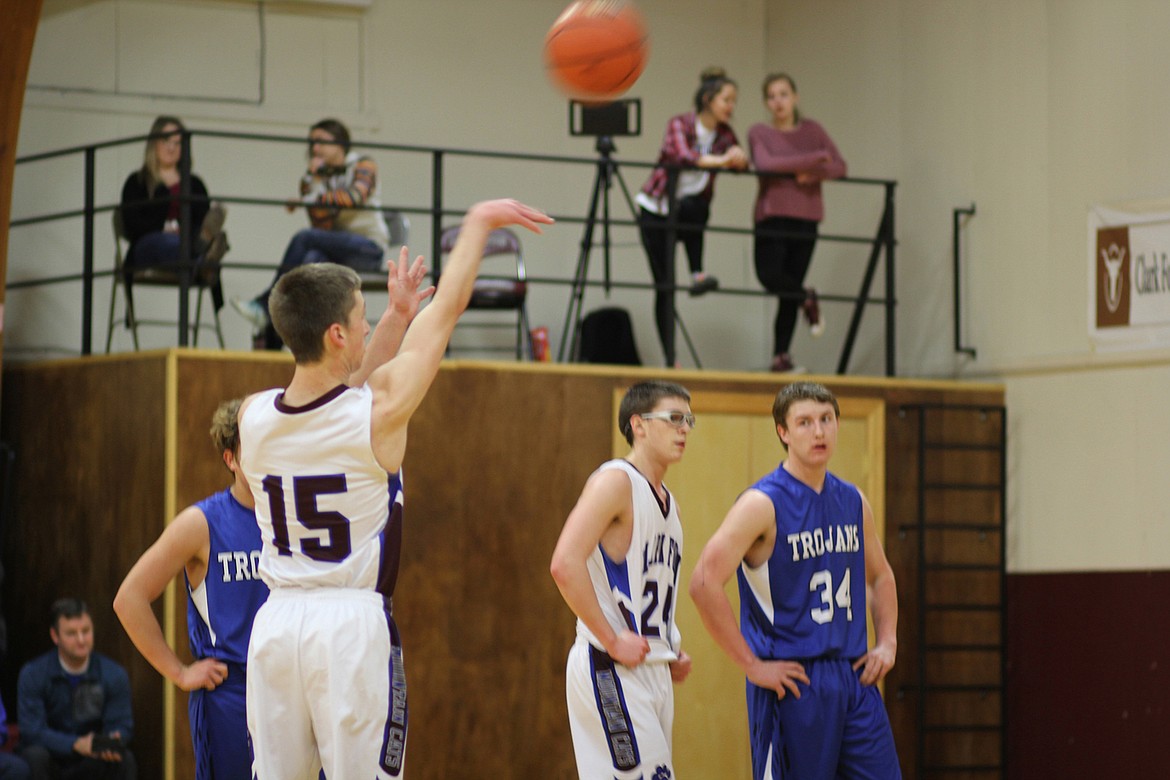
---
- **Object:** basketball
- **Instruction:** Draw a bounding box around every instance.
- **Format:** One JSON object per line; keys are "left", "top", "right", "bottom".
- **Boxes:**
{"left": 543, "top": 0, "right": 649, "bottom": 101}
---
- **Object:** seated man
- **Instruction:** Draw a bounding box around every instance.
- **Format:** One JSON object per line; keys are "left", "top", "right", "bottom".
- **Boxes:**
{"left": 17, "top": 599, "right": 137, "bottom": 780}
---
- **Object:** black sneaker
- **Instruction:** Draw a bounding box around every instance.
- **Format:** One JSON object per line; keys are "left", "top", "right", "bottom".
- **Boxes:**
{"left": 689, "top": 273, "right": 719, "bottom": 297}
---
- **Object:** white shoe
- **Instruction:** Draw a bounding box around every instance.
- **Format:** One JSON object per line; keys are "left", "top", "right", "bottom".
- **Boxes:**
{"left": 231, "top": 297, "right": 268, "bottom": 329}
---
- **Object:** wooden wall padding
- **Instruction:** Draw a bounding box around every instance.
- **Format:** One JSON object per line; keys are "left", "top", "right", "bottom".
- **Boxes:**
{"left": 3, "top": 353, "right": 1004, "bottom": 779}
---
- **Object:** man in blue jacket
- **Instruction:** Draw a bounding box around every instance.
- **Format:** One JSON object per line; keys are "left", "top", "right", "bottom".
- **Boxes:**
{"left": 17, "top": 598, "right": 136, "bottom": 780}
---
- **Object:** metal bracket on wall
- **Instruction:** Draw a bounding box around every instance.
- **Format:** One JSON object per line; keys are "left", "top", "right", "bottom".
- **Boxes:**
{"left": 952, "top": 204, "right": 977, "bottom": 358}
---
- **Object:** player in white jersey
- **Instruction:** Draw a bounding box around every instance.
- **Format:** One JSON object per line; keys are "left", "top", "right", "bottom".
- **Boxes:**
{"left": 551, "top": 380, "right": 695, "bottom": 780}
{"left": 238, "top": 199, "right": 552, "bottom": 780}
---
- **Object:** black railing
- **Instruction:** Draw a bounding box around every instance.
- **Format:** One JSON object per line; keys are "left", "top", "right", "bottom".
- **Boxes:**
{"left": 953, "top": 204, "right": 977, "bottom": 358}
{"left": 9, "top": 129, "right": 898, "bottom": 373}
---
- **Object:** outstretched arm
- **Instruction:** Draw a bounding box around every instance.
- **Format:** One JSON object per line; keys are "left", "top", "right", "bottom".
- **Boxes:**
{"left": 367, "top": 199, "right": 552, "bottom": 471}
{"left": 853, "top": 491, "right": 898, "bottom": 686}
{"left": 113, "top": 507, "right": 228, "bottom": 692}
{"left": 550, "top": 469, "right": 649, "bottom": 668}
{"left": 348, "top": 246, "right": 433, "bottom": 387}
{"left": 689, "top": 489, "right": 810, "bottom": 699}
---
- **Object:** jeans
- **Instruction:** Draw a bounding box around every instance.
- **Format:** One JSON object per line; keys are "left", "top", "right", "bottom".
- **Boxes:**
{"left": 124, "top": 231, "right": 222, "bottom": 310}
{"left": 255, "top": 228, "right": 385, "bottom": 350}
{"left": 19, "top": 744, "right": 137, "bottom": 780}
{"left": 125, "top": 232, "right": 200, "bottom": 272}
{"left": 0, "top": 752, "right": 30, "bottom": 780}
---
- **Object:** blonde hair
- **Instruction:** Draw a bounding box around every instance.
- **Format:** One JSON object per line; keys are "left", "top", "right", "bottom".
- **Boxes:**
{"left": 139, "top": 115, "right": 188, "bottom": 193}
{"left": 210, "top": 397, "right": 242, "bottom": 456}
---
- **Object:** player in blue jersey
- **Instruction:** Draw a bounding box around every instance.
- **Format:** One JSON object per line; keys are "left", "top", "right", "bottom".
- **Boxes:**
{"left": 689, "top": 381, "right": 901, "bottom": 780}
{"left": 114, "top": 397, "right": 267, "bottom": 780}
{"left": 551, "top": 380, "right": 695, "bottom": 780}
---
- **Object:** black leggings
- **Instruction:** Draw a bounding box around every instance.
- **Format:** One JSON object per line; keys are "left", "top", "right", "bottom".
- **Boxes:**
{"left": 638, "top": 196, "right": 710, "bottom": 364}
{"left": 754, "top": 216, "right": 819, "bottom": 357}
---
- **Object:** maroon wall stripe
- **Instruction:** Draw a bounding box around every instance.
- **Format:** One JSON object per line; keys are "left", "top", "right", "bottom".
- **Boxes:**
{"left": 1007, "top": 570, "right": 1170, "bottom": 779}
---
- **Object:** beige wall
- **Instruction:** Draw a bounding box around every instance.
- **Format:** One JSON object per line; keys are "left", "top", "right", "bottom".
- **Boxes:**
{"left": 10, "top": 1, "right": 1169, "bottom": 571}
{"left": 768, "top": 0, "right": 1170, "bottom": 573}
{"left": 8, "top": 0, "right": 769, "bottom": 367}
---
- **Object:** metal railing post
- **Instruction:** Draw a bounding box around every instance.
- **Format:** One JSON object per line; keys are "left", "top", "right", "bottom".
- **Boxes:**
{"left": 431, "top": 151, "right": 444, "bottom": 279}
{"left": 177, "top": 130, "right": 193, "bottom": 347}
{"left": 884, "top": 182, "right": 897, "bottom": 376}
{"left": 82, "top": 147, "right": 96, "bottom": 355}
{"left": 952, "top": 204, "right": 977, "bottom": 358}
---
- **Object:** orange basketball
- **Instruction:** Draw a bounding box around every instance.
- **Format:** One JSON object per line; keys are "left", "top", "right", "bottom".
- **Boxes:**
{"left": 543, "top": 0, "right": 649, "bottom": 101}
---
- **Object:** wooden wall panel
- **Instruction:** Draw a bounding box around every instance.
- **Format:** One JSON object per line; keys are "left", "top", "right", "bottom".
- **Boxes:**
{"left": 1, "top": 355, "right": 167, "bottom": 778}
{"left": 167, "top": 353, "right": 294, "bottom": 778}
{"left": 2, "top": 355, "right": 1005, "bottom": 779}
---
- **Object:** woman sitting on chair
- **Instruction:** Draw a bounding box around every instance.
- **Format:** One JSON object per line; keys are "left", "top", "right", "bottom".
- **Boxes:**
{"left": 119, "top": 115, "right": 226, "bottom": 283}
{"left": 233, "top": 117, "right": 391, "bottom": 350}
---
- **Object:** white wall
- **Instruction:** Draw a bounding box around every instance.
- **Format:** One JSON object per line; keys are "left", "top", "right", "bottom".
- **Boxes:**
{"left": 769, "top": 0, "right": 1170, "bottom": 572}
{"left": 8, "top": 0, "right": 770, "bottom": 367}
{"left": 10, "top": 0, "right": 1170, "bottom": 572}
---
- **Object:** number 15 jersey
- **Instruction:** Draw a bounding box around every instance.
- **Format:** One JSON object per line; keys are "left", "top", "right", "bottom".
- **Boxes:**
{"left": 240, "top": 384, "right": 404, "bottom": 596}
{"left": 577, "top": 459, "right": 683, "bottom": 663}
{"left": 738, "top": 464, "right": 867, "bottom": 661}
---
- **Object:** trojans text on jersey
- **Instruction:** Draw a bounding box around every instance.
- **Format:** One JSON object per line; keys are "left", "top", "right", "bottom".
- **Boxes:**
{"left": 216, "top": 549, "right": 262, "bottom": 581}
{"left": 783, "top": 524, "right": 859, "bottom": 562}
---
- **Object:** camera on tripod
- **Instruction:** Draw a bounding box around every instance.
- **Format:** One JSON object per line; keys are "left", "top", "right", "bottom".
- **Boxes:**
{"left": 568, "top": 98, "right": 642, "bottom": 139}
{"left": 559, "top": 98, "right": 644, "bottom": 362}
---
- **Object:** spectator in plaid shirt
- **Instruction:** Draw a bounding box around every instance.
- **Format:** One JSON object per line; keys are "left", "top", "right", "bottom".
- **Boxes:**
{"left": 634, "top": 67, "right": 749, "bottom": 366}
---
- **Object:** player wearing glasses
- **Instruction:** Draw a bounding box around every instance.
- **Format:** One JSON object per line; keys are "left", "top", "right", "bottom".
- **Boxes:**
{"left": 550, "top": 380, "right": 696, "bottom": 780}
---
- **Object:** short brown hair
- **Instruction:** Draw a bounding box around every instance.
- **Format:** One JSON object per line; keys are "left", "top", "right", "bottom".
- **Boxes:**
{"left": 618, "top": 380, "right": 691, "bottom": 445}
{"left": 50, "top": 597, "right": 89, "bottom": 629}
{"left": 772, "top": 381, "right": 840, "bottom": 449}
{"left": 269, "top": 263, "right": 362, "bottom": 363}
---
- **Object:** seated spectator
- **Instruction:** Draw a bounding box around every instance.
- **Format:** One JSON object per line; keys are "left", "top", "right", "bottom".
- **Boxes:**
{"left": 0, "top": 692, "right": 31, "bottom": 779}
{"left": 17, "top": 599, "right": 137, "bottom": 780}
{"left": 119, "top": 115, "right": 228, "bottom": 307}
{"left": 232, "top": 117, "right": 391, "bottom": 350}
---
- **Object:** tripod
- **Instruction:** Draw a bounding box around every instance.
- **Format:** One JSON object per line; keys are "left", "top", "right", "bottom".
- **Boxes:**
{"left": 557, "top": 136, "right": 701, "bottom": 367}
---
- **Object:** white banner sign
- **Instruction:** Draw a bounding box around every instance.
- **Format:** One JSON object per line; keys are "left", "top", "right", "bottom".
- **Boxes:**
{"left": 1088, "top": 200, "right": 1170, "bottom": 348}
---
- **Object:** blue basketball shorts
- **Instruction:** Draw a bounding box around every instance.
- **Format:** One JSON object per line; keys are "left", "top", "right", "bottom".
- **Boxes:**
{"left": 190, "top": 662, "right": 251, "bottom": 780}
{"left": 746, "top": 656, "right": 901, "bottom": 780}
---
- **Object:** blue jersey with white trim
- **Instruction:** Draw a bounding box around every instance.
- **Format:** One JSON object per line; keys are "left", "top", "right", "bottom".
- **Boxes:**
{"left": 738, "top": 465, "right": 867, "bottom": 661}
{"left": 187, "top": 488, "right": 269, "bottom": 665}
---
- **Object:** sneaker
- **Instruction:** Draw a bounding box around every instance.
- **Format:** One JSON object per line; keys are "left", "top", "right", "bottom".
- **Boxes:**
{"left": 802, "top": 287, "right": 826, "bottom": 337}
{"left": 231, "top": 297, "right": 269, "bottom": 329}
{"left": 770, "top": 353, "right": 807, "bottom": 373}
{"left": 689, "top": 272, "right": 719, "bottom": 297}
